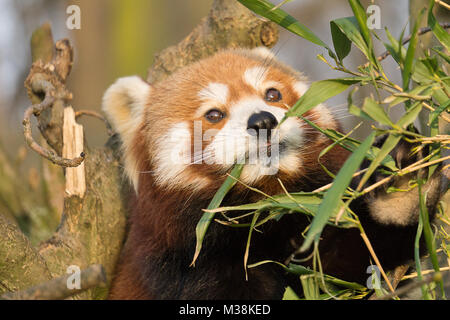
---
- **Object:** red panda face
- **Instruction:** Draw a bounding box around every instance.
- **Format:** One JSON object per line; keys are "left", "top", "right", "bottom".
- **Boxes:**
{"left": 103, "top": 48, "right": 339, "bottom": 193}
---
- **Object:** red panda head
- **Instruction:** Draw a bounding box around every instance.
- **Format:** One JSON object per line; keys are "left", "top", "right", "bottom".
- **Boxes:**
{"left": 102, "top": 47, "right": 342, "bottom": 195}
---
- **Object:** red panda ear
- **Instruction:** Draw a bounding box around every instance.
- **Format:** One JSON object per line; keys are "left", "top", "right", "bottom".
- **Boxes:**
{"left": 102, "top": 76, "right": 151, "bottom": 190}
{"left": 102, "top": 76, "right": 151, "bottom": 140}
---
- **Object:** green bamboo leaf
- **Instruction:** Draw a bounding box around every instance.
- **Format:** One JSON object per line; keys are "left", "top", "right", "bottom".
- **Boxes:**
{"left": 403, "top": 9, "right": 425, "bottom": 91}
{"left": 361, "top": 97, "right": 394, "bottom": 126}
{"left": 249, "top": 260, "right": 366, "bottom": 290}
{"left": 418, "top": 179, "right": 446, "bottom": 298}
{"left": 348, "top": 0, "right": 371, "bottom": 47}
{"left": 208, "top": 192, "right": 357, "bottom": 229}
{"left": 330, "top": 17, "right": 368, "bottom": 61}
{"left": 191, "top": 164, "right": 244, "bottom": 266}
{"left": 281, "top": 78, "right": 363, "bottom": 123}
{"left": 428, "top": 99, "right": 450, "bottom": 126}
{"left": 283, "top": 286, "right": 300, "bottom": 300}
{"left": 300, "top": 131, "right": 376, "bottom": 252}
{"left": 396, "top": 101, "right": 423, "bottom": 128}
{"left": 357, "top": 133, "right": 402, "bottom": 191}
{"left": 428, "top": 0, "right": 450, "bottom": 51}
{"left": 348, "top": 104, "right": 372, "bottom": 121}
{"left": 348, "top": 0, "right": 379, "bottom": 68}
{"left": 431, "top": 47, "right": 450, "bottom": 64}
{"left": 384, "top": 27, "right": 407, "bottom": 66}
{"left": 301, "top": 275, "right": 320, "bottom": 300}
{"left": 348, "top": 87, "right": 372, "bottom": 121}
{"left": 415, "top": 209, "right": 432, "bottom": 300}
{"left": 237, "top": 0, "right": 329, "bottom": 48}
{"left": 358, "top": 100, "right": 425, "bottom": 189}
{"left": 244, "top": 211, "right": 260, "bottom": 279}
{"left": 300, "top": 116, "right": 397, "bottom": 171}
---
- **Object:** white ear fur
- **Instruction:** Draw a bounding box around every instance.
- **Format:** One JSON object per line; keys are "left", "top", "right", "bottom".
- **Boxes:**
{"left": 102, "top": 76, "right": 150, "bottom": 138}
{"left": 251, "top": 47, "right": 276, "bottom": 60}
{"left": 102, "top": 76, "right": 151, "bottom": 190}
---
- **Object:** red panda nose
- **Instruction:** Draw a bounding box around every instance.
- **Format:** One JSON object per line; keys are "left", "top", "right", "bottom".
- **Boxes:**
{"left": 247, "top": 111, "right": 278, "bottom": 136}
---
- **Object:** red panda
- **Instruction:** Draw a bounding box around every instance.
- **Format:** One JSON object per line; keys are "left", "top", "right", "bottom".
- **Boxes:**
{"left": 102, "top": 47, "right": 443, "bottom": 299}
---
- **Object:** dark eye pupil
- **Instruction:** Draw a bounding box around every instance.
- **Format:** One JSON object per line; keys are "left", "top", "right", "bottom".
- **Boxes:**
{"left": 205, "top": 109, "right": 224, "bottom": 123}
{"left": 265, "top": 88, "right": 282, "bottom": 102}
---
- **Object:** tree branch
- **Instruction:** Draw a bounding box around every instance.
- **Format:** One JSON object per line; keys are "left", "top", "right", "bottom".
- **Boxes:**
{"left": 0, "top": 264, "right": 106, "bottom": 300}
{"left": 147, "top": 0, "right": 278, "bottom": 83}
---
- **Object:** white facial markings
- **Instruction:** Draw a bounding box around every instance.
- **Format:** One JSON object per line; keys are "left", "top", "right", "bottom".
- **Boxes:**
{"left": 196, "top": 82, "right": 229, "bottom": 118}
{"left": 313, "top": 104, "right": 336, "bottom": 129}
{"left": 244, "top": 66, "right": 268, "bottom": 91}
{"left": 204, "top": 97, "right": 304, "bottom": 184}
{"left": 198, "top": 82, "right": 229, "bottom": 104}
{"left": 293, "top": 81, "right": 309, "bottom": 96}
{"left": 152, "top": 122, "right": 215, "bottom": 192}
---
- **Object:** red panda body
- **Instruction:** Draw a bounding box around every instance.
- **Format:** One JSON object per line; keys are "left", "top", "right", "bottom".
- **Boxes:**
{"left": 102, "top": 48, "right": 442, "bottom": 299}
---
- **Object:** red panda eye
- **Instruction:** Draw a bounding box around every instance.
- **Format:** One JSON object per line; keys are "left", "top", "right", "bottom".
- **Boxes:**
{"left": 265, "top": 88, "right": 282, "bottom": 102}
{"left": 205, "top": 109, "right": 224, "bottom": 123}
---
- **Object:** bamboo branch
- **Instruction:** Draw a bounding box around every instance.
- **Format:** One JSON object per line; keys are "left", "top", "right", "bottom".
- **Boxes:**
{"left": 375, "top": 270, "right": 446, "bottom": 300}
{"left": 364, "top": 23, "right": 450, "bottom": 68}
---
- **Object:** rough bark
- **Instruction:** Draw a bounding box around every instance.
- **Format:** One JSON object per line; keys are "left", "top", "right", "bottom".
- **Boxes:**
{"left": 147, "top": 0, "right": 278, "bottom": 83}
{"left": 0, "top": 0, "right": 279, "bottom": 299}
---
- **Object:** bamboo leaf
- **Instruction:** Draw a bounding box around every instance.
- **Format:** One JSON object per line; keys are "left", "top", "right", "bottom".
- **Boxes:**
{"left": 357, "top": 133, "right": 402, "bottom": 190}
{"left": 330, "top": 17, "right": 368, "bottom": 61}
{"left": 384, "top": 27, "right": 407, "bottom": 66}
{"left": 431, "top": 47, "right": 450, "bottom": 64}
{"left": 281, "top": 78, "right": 363, "bottom": 123}
{"left": 300, "top": 116, "right": 397, "bottom": 171}
{"left": 244, "top": 211, "right": 260, "bottom": 280}
{"left": 428, "top": 99, "right": 450, "bottom": 126}
{"left": 237, "top": 0, "right": 329, "bottom": 48}
{"left": 348, "top": 0, "right": 379, "bottom": 68}
{"left": 283, "top": 286, "right": 300, "bottom": 300}
{"left": 396, "top": 101, "right": 423, "bottom": 128}
{"left": 191, "top": 164, "right": 244, "bottom": 266}
{"left": 403, "top": 9, "right": 425, "bottom": 91}
{"left": 348, "top": 0, "right": 371, "bottom": 47}
{"left": 428, "top": 0, "right": 450, "bottom": 51}
{"left": 415, "top": 209, "right": 431, "bottom": 300}
{"left": 361, "top": 97, "right": 394, "bottom": 126}
{"left": 300, "top": 131, "right": 376, "bottom": 252}
{"left": 248, "top": 260, "right": 366, "bottom": 290}
{"left": 418, "top": 179, "right": 446, "bottom": 298}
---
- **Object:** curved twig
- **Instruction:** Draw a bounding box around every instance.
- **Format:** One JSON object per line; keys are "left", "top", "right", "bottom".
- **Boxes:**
{"left": 75, "top": 110, "right": 114, "bottom": 136}
{"left": 22, "top": 78, "right": 85, "bottom": 168}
